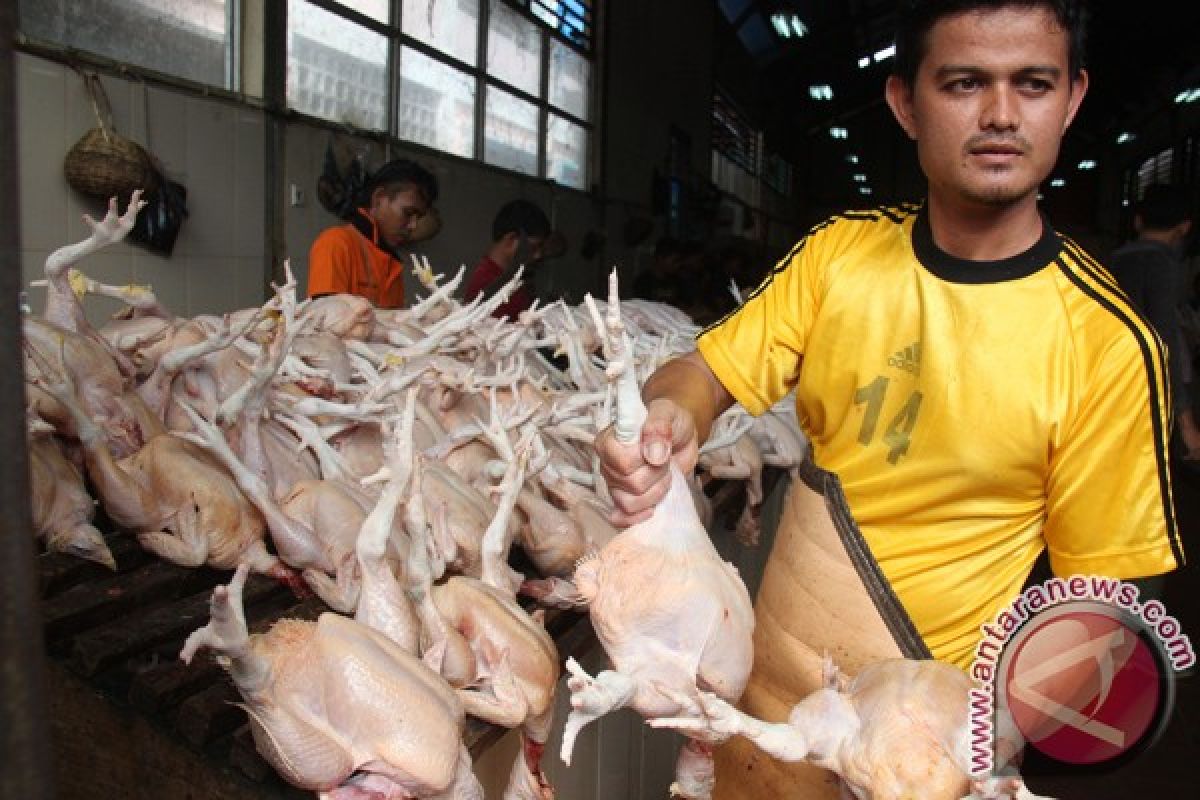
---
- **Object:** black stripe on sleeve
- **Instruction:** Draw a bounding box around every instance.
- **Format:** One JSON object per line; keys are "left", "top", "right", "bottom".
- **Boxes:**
{"left": 700, "top": 208, "right": 917, "bottom": 338}
{"left": 1054, "top": 255, "right": 1184, "bottom": 566}
{"left": 699, "top": 217, "right": 832, "bottom": 336}
{"left": 1059, "top": 242, "right": 1173, "bottom": 422}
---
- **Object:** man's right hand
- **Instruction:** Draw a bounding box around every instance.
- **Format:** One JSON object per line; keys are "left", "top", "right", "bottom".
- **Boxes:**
{"left": 597, "top": 397, "right": 700, "bottom": 527}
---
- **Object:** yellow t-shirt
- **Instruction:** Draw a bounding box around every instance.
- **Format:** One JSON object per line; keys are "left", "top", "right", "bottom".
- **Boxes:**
{"left": 696, "top": 203, "right": 1184, "bottom": 669}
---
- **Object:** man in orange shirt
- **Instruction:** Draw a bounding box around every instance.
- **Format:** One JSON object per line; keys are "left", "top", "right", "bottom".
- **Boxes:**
{"left": 306, "top": 158, "right": 438, "bottom": 309}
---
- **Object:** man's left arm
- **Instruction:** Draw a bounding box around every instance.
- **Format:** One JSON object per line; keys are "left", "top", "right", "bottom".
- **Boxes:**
{"left": 1044, "top": 334, "right": 1184, "bottom": 579}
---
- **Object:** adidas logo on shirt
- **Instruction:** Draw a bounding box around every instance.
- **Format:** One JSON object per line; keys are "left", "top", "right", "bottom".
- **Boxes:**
{"left": 888, "top": 342, "right": 921, "bottom": 375}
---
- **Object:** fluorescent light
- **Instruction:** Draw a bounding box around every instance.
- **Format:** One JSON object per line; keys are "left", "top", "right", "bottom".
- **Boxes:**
{"left": 853, "top": 173, "right": 867, "bottom": 182}
{"left": 859, "top": 186, "right": 873, "bottom": 195}
{"left": 1077, "top": 160, "right": 1096, "bottom": 170}
{"left": 808, "top": 84, "right": 833, "bottom": 100}
{"left": 873, "top": 44, "right": 896, "bottom": 62}
{"left": 1122, "top": 198, "right": 1130, "bottom": 206}
{"left": 1174, "top": 87, "right": 1200, "bottom": 104}
{"left": 790, "top": 16, "right": 808, "bottom": 38}
{"left": 1050, "top": 178, "right": 1066, "bottom": 187}
{"left": 1116, "top": 132, "right": 1135, "bottom": 144}
{"left": 846, "top": 154, "right": 859, "bottom": 164}
{"left": 858, "top": 56, "right": 871, "bottom": 69}
{"left": 829, "top": 126, "right": 848, "bottom": 139}
{"left": 771, "top": 14, "right": 791, "bottom": 38}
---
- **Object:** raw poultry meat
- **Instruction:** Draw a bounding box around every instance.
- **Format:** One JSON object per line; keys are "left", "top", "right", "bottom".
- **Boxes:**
{"left": 22, "top": 212, "right": 814, "bottom": 797}
{"left": 354, "top": 393, "right": 560, "bottom": 800}
{"left": 557, "top": 274, "right": 755, "bottom": 800}
{"left": 27, "top": 425, "right": 115, "bottom": 569}
{"left": 34, "top": 357, "right": 285, "bottom": 578}
{"left": 411, "top": 440, "right": 560, "bottom": 800}
{"left": 24, "top": 315, "right": 164, "bottom": 459}
{"left": 648, "top": 657, "right": 1050, "bottom": 800}
{"left": 179, "top": 400, "right": 370, "bottom": 611}
{"left": 181, "top": 565, "right": 483, "bottom": 799}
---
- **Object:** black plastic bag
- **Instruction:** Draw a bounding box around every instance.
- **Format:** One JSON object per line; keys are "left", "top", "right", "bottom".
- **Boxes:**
{"left": 317, "top": 134, "right": 368, "bottom": 221}
{"left": 129, "top": 169, "right": 188, "bottom": 257}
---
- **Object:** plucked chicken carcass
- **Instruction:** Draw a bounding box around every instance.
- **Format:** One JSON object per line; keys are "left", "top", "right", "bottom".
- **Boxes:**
{"left": 351, "top": 391, "right": 560, "bottom": 800}
{"left": 648, "top": 657, "right": 1049, "bottom": 800}
{"left": 25, "top": 197, "right": 287, "bottom": 579}
{"left": 556, "top": 274, "right": 755, "bottom": 800}
{"left": 38, "top": 362, "right": 285, "bottom": 577}
{"left": 181, "top": 564, "right": 484, "bottom": 799}
{"left": 179, "top": 399, "right": 375, "bottom": 612}
{"left": 27, "top": 421, "right": 115, "bottom": 569}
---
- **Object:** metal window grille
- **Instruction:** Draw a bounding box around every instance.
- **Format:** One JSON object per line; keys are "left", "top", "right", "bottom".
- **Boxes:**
{"left": 712, "top": 90, "right": 760, "bottom": 175}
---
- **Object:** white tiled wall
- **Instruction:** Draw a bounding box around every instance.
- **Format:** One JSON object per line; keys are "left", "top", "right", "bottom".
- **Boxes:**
{"left": 17, "top": 53, "right": 268, "bottom": 327}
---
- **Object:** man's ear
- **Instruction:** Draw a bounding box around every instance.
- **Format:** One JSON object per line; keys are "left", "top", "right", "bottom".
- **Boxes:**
{"left": 368, "top": 186, "right": 388, "bottom": 212}
{"left": 1062, "top": 69, "right": 1089, "bottom": 132}
{"left": 886, "top": 75, "right": 918, "bottom": 141}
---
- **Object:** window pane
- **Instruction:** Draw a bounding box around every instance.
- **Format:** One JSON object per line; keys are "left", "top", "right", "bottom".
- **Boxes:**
{"left": 398, "top": 47, "right": 476, "bottom": 159}
{"left": 288, "top": 0, "right": 388, "bottom": 130}
{"left": 487, "top": 0, "right": 542, "bottom": 96}
{"left": 402, "top": 0, "right": 479, "bottom": 66}
{"left": 332, "top": 0, "right": 390, "bottom": 23}
{"left": 531, "top": 0, "right": 592, "bottom": 50}
{"left": 485, "top": 86, "right": 538, "bottom": 176}
{"left": 20, "top": 0, "right": 230, "bottom": 88}
{"left": 548, "top": 38, "right": 589, "bottom": 120}
{"left": 547, "top": 113, "right": 587, "bottom": 189}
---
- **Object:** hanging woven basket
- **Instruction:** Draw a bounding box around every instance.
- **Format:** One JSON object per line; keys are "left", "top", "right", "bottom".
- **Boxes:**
{"left": 63, "top": 72, "right": 158, "bottom": 201}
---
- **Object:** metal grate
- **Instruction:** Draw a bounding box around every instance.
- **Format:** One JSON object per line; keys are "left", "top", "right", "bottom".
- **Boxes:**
{"left": 713, "top": 89, "right": 760, "bottom": 175}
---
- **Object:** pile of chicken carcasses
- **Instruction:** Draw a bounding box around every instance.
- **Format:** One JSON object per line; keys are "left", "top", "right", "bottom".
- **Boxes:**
{"left": 23, "top": 195, "right": 806, "bottom": 799}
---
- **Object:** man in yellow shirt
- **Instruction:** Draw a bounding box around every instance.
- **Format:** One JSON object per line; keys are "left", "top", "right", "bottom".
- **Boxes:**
{"left": 597, "top": 1, "right": 1183, "bottom": 796}
{"left": 306, "top": 158, "right": 437, "bottom": 309}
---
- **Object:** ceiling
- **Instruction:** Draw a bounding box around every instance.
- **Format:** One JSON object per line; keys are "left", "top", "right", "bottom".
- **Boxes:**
{"left": 715, "top": 0, "right": 1200, "bottom": 221}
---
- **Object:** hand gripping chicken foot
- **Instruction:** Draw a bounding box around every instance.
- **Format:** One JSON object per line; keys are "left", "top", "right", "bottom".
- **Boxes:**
{"left": 179, "top": 563, "right": 271, "bottom": 695}
{"left": 560, "top": 657, "right": 635, "bottom": 766}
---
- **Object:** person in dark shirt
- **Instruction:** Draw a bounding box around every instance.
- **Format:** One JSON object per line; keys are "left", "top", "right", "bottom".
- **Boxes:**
{"left": 1109, "top": 183, "right": 1199, "bottom": 457}
{"left": 632, "top": 237, "right": 702, "bottom": 311}
{"left": 462, "top": 199, "right": 551, "bottom": 321}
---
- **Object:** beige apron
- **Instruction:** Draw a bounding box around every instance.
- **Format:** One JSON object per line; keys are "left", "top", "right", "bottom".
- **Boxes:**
{"left": 713, "top": 459, "right": 930, "bottom": 799}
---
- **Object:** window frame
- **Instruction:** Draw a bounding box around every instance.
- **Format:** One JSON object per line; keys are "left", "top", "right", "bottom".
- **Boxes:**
{"left": 15, "top": 0, "right": 600, "bottom": 192}
{"left": 298, "top": 0, "right": 596, "bottom": 188}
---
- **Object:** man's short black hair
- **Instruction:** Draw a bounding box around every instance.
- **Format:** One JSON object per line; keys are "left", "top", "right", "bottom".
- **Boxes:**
{"left": 893, "top": 1, "right": 1088, "bottom": 86}
{"left": 1138, "top": 184, "right": 1193, "bottom": 230}
{"left": 492, "top": 199, "right": 551, "bottom": 241}
{"left": 364, "top": 158, "right": 439, "bottom": 205}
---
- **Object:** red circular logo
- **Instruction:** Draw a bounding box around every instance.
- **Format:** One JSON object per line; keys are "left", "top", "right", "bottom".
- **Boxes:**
{"left": 999, "top": 602, "right": 1169, "bottom": 765}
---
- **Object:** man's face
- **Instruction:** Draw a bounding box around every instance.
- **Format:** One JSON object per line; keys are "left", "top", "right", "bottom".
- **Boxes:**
{"left": 524, "top": 234, "right": 547, "bottom": 263}
{"left": 886, "top": 7, "right": 1088, "bottom": 211}
{"left": 370, "top": 185, "right": 429, "bottom": 248}
{"left": 503, "top": 232, "right": 547, "bottom": 266}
